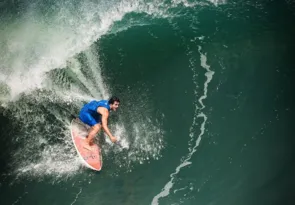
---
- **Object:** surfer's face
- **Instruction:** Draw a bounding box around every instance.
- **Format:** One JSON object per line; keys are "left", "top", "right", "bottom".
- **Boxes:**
{"left": 111, "top": 101, "right": 120, "bottom": 111}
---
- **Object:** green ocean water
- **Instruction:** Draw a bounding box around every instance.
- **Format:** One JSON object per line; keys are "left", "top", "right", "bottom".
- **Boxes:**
{"left": 0, "top": 0, "right": 295, "bottom": 204}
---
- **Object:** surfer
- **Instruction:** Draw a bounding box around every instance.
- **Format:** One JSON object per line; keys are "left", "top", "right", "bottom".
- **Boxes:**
{"left": 79, "top": 96, "right": 120, "bottom": 150}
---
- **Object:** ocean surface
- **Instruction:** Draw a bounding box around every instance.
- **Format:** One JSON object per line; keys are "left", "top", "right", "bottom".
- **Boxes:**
{"left": 1, "top": 0, "right": 295, "bottom": 204}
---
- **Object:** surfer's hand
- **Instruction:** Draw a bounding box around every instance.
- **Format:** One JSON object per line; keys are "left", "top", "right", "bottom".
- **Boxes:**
{"left": 110, "top": 136, "right": 117, "bottom": 143}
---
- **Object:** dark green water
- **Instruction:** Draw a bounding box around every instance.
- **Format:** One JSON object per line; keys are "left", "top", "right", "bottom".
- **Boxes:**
{"left": 1, "top": 0, "right": 295, "bottom": 204}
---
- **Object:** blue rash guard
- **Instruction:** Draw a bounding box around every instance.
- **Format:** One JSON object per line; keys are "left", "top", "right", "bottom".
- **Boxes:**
{"left": 79, "top": 100, "right": 111, "bottom": 126}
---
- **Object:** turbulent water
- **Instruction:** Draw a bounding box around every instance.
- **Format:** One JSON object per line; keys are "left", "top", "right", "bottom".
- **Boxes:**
{"left": 1, "top": 0, "right": 294, "bottom": 204}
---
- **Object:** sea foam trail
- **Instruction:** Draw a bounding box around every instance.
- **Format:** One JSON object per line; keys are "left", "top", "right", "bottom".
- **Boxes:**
{"left": 70, "top": 188, "right": 83, "bottom": 205}
{"left": 151, "top": 45, "right": 214, "bottom": 205}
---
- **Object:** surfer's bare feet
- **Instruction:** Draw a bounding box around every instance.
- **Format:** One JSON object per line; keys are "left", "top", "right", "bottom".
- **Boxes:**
{"left": 83, "top": 139, "right": 93, "bottom": 151}
{"left": 83, "top": 144, "right": 93, "bottom": 151}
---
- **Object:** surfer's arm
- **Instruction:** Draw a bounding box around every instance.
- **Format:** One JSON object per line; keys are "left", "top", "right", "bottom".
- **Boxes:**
{"left": 99, "top": 108, "right": 117, "bottom": 143}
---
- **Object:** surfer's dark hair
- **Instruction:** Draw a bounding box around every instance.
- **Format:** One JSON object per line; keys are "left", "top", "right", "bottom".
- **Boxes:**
{"left": 109, "top": 96, "right": 120, "bottom": 104}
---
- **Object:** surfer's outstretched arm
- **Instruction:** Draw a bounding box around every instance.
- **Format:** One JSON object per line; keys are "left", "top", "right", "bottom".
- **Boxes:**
{"left": 100, "top": 109, "right": 117, "bottom": 143}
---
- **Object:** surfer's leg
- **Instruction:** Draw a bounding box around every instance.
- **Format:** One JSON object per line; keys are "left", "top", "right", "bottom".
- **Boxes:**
{"left": 83, "top": 123, "right": 101, "bottom": 150}
{"left": 86, "top": 123, "right": 101, "bottom": 145}
{"left": 79, "top": 112, "right": 102, "bottom": 149}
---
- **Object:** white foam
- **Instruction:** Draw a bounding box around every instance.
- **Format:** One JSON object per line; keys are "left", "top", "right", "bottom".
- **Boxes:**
{"left": 151, "top": 45, "right": 214, "bottom": 204}
{"left": 11, "top": 191, "right": 28, "bottom": 205}
{"left": 113, "top": 124, "right": 130, "bottom": 149}
{"left": 16, "top": 145, "right": 82, "bottom": 178}
{"left": 70, "top": 188, "right": 83, "bottom": 205}
{"left": 151, "top": 161, "right": 191, "bottom": 205}
{"left": 83, "top": 48, "right": 109, "bottom": 99}
{"left": 0, "top": 1, "right": 141, "bottom": 100}
{"left": 209, "top": 0, "right": 227, "bottom": 6}
{"left": 104, "top": 123, "right": 130, "bottom": 150}
{"left": 11, "top": 109, "right": 85, "bottom": 178}
{"left": 198, "top": 46, "right": 215, "bottom": 109}
{"left": 171, "top": 0, "right": 210, "bottom": 8}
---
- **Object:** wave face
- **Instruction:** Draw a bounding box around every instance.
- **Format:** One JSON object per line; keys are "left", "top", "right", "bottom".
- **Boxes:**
{"left": 1, "top": 0, "right": 294, "bottom": 205}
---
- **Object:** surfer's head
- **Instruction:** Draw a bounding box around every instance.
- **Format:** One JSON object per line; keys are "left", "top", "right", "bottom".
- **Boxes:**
{"left": 109, "top": 96, "right": 120, "bottom": 111}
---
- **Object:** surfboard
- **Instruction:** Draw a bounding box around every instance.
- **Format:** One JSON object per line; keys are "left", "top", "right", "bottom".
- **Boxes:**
{"left": 70, "top": 118, "right": 102, "bottom": 171}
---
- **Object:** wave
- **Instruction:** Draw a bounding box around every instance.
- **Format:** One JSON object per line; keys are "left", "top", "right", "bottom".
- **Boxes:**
{"left": 0, "top": 0, "right": 224, "bottom": 186}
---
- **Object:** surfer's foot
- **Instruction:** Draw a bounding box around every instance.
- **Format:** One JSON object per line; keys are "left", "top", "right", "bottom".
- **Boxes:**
{"left": 83, "top": 139, "right": 93, "bottom": 151}
{"left": 83, "top": 143, "right": 93, "bottom": 151}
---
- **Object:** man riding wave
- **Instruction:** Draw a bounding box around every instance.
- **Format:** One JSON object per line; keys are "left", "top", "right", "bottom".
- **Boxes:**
{"left": 79, "top": 96, "right": 120, "bottom": 150}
